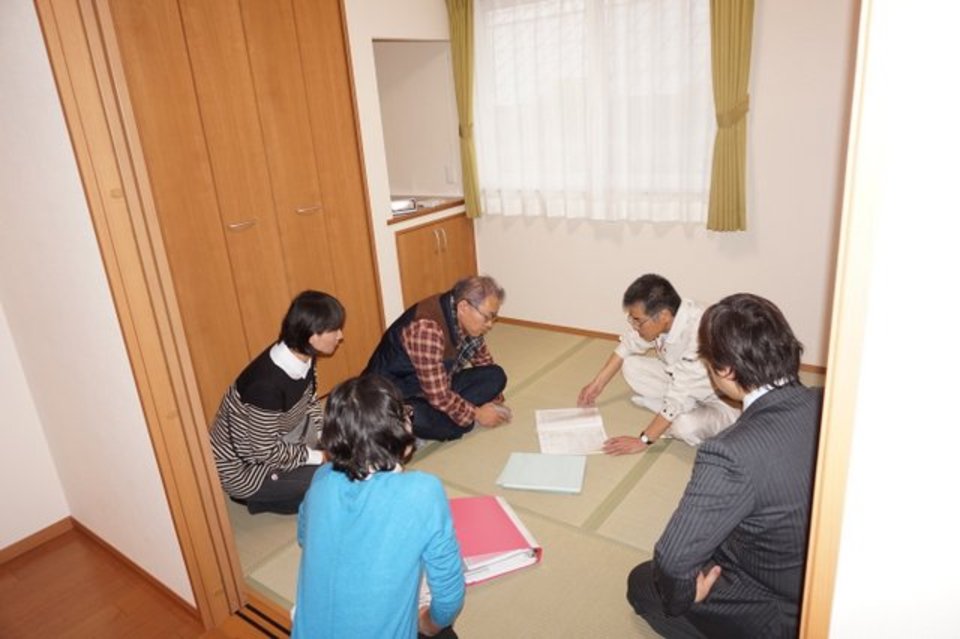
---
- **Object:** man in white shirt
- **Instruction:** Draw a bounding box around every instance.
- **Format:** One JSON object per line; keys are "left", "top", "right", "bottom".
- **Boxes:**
{"left": 577, "top": 274, "right": 739, "bottom": 455}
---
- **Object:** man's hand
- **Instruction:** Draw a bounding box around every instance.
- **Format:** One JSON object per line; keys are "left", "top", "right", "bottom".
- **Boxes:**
{"left": 602, "top": 435, "right": 647, "bottom": 456}
{"left": 418, "top": 606, "right": 442, "bottom": 637}
{"left": 577, "top": 380, "right": 604, "bottom": 407}
{"left": 475, "top": 402, "right": 511, "bottom": 428}
{"left": 695, "top": 565, "right": 722, "bottom": 603}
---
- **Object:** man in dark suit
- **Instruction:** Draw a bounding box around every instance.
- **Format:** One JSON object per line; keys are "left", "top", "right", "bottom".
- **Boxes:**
{"left": 626, "top": 293, "right": 823, "bottom": 638}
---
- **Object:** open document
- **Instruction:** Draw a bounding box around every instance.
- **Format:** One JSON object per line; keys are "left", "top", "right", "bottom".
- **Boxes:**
{"left": 535, "top": 407, "right": 608, "bottom": 455}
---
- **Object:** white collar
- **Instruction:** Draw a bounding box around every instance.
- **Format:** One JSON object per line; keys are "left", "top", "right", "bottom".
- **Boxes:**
{"left": 743, "top": 378, "right": 790, "bottom": 410}
{"left": 742, "top": 385, "right": 773, "bottom": 411}
{"left": 363, "top": 464, "right": 404, "bottom": 481}
{"left": 269, "top": 341, "right": 311, "bottom": 380}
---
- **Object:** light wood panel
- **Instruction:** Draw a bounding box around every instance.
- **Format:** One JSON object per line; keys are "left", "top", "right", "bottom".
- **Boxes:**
{"left": 439, "top": 213, "right": 478, "bottom": 285}
{"left": 179, "top": 0, "right": 292, "bottom": 354}
{"left": 397, "top": 219, "right": 447, "bottom": 307}
{"left": 240, "top": 0, "right": 347, "bottom": 391}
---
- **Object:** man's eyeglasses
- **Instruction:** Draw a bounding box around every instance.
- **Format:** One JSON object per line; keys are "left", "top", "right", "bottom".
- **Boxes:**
{"left": 627, "top": 313, "right": 655, "bottom": 329}
{"left": 469, "top": 302, "right": 498, "bottom": 324}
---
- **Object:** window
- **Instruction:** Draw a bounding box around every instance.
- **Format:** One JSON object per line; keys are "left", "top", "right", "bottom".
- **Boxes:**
{"left": 474, "top": 0, "right": 713, "bottom": 222}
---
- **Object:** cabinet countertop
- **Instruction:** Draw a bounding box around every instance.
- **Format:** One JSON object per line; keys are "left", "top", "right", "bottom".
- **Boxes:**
{"left": 386, "top": 196, "right": 465, "bottom": 226}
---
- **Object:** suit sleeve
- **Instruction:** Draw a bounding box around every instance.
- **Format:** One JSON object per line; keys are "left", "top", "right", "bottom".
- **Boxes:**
{"left": 653, "top": 441, "right": 754, "bottom": 615}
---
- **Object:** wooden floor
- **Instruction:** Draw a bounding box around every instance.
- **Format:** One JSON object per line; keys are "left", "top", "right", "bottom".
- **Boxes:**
{"left": 0, "top": 528, "right": 278, "bottom": 638}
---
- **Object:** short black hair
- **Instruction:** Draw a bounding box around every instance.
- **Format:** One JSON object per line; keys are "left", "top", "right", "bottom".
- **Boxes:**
{"left": 278, "top": 290, "right": 345, "bottom": 356}
{"left": 320, "top": 375, "right": 415, "bottom": 481}
{"left": 622, "top": 274, "right": 681, "bottom": 317}
{"left": 698, "top": 293, "right": 804, "bottom": 391}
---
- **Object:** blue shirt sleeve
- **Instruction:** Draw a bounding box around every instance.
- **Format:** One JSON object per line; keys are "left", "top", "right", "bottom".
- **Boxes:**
{"left": 421, "top": 480, "right": 465, "bottom": 627}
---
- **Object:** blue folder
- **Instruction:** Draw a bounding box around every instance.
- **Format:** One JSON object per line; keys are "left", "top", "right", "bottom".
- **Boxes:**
{"left": 496, "top": 452, "right": 586, "bottom": 494}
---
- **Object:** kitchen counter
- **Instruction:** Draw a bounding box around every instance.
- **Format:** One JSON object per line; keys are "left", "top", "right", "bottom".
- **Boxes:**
{"left": 387, "top": 196, "right": 465, "bottom": 225}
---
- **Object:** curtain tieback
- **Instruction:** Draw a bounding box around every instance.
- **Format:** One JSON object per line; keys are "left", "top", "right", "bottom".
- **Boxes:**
{"left": 716, "top": 95, "right": 750, "bottom": 128}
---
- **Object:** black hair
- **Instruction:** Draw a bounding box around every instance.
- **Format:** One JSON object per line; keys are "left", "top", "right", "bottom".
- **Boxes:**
{"left": 320, "top": 375, "right": 416, "bottom": 481}
{"left": 622, "top": 274, "right": 681, "bottom": 318}
{"left": 278, "top": 290, "right": 345, "bottom": 356}
{"left": 698, "top": 293, "right": 804, "bottom": 391}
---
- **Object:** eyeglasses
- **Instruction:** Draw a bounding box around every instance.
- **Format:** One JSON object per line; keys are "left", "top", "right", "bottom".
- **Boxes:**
{"left": 469, "top": 301, "right": 498, "bottom": 324}
{"left": 627, "top": 313, "right": 654, "bottom": 329}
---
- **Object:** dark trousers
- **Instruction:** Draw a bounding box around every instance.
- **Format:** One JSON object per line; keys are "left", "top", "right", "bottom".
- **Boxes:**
{"left": 418, "top": 626, "right": 458, "bottom": 639}
{"left": 627, "top": 561, "right": 707, "bottom": 639}
{"left": 240, "top": 464, "right": 320, "bottom": 515}
{"left": 409, "top": 365, "right": 507, "bottom": 441}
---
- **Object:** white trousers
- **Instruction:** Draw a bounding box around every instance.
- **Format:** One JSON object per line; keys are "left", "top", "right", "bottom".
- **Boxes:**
{"left": 622, "top": 356, "right": 740, "bottom": 446}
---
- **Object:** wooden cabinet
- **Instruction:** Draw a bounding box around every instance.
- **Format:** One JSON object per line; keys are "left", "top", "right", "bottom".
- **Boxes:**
{"left": 106, "top": 0, "right": 382, "bottom": 418}
{"left": 396, "top": 214, "right": 478, "bottom": 308}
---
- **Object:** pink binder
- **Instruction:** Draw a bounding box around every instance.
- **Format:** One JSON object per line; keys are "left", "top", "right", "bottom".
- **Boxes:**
{"left": 449, "top": 495, "right": 542, "bottom": 585}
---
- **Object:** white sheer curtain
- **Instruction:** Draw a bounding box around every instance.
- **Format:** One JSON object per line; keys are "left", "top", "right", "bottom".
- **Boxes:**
{"left": 473, "top": 0, "right": 714, "bottom": 222}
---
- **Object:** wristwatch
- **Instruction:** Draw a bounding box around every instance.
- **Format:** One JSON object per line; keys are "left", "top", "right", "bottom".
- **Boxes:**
{"left": 639, "top": 431, "right": 654, "bottom": 446}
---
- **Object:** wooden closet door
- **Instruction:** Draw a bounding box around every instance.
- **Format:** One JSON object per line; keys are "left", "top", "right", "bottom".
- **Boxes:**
{"left": 239, "top": 0, "right": 348, "bottom": 392}
{"left": 178, "top": 0, "right": 291, "bottom": 355}
{"left": 294, "top": 0, "right": 384, "bottom": 378}
{"left": 108, "top": 0, "right": 250, "bottom": 419}
{"left": 106, "top": 0, "right": 382, "bottom": 412}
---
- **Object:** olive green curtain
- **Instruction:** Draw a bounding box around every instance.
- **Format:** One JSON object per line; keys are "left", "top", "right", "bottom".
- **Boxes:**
{"left": 707, "top": 0, "right": 755, "bottom": 231}
{"left": 446, "top": 0, "right": 481, "bottom": 219}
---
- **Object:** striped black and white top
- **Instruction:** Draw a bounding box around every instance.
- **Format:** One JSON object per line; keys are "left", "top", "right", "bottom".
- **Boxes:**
{"left": 209, "top": 345, "right": 324, "bottom": 499}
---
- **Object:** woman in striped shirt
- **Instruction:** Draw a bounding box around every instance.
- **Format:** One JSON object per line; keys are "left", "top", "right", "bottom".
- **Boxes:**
{"left": 209, "top": 290, "right": 344, "bottom": 515}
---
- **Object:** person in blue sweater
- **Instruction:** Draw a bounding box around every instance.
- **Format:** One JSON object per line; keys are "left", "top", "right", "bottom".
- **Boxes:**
{"left": 292, "top": 374, "right": 465, "bottom": 639}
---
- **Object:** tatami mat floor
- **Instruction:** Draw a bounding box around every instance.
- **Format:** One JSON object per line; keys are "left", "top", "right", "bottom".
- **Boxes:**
{"left": 226, "top": 323, "right": 824, "bottom": 637}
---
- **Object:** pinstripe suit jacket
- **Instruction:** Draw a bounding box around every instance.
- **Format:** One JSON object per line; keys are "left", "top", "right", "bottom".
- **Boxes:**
{"left": 653, "top": 384, "right": 823, "bottom": 638}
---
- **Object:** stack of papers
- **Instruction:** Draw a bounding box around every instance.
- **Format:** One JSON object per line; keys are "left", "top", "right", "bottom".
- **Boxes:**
{"left": 535, "top": 407, "right": 608, "bottom": 455}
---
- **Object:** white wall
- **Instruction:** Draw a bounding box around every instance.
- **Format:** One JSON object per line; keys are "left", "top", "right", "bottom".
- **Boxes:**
{"left": 0, "top": 0, "right": 193, "bottom": 605}
{"left": 374, "top": 40, "right": 463, "bottom": 197}
{"left": 0, "top": 302, "right": 69, "bottom": 548}
{"left": 828, "top": 1, "right": 960, "bottom": 635}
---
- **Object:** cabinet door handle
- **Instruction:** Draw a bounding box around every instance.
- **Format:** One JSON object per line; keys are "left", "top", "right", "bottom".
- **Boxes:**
{"left": 226, "top": 219, "right": 257, "bottom": 232}
{"left": 432, "top": 229, "right": 442, "bottom": 254}
{"left": 439, "top": 227, "right": 448, "bottom": 251}
{"left": 295, "top": 203, "right": 323, "bottom": 216}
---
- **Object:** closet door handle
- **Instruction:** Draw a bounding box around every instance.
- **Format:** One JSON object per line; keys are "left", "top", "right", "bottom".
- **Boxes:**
{"left": 439, "top": 227, "right": 448, "bottom": 251}
{"left": 226, "top": 219, "right": 257, "bottom": 232}
{"left": 432, "top": 229, "right": 442, "bottom": 254}
{"left": 295, "top": 203, "right": 323, "bottom": 216}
